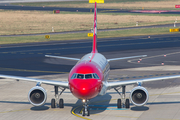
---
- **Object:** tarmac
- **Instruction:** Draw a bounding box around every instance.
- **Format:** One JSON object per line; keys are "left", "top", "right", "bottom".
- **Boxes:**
{"left": 1, "top": 68, "right": 180, "bottom": 120}
{"left": 0, "top": 2, "right": 180, "bottom": 117}
{"left": 0, "top": 37, "right": 180, "bottom": 119}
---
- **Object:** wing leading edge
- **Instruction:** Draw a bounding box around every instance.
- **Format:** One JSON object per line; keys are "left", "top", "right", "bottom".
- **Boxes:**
{"left": 107, "top": 74, "right": 180, "bottom": 89}
{"left": 0, "top": 74, "right": 69, "bottom": 88}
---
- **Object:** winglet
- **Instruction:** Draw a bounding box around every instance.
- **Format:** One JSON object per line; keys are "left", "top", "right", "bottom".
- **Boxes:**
{"left": 92, "top": 2, "right": 98, "bottom": 53}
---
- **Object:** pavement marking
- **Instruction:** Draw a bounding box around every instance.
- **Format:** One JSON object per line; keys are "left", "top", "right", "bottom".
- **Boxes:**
{"left": 0, "top": 67, "right": 68, "bottom": 74}
{"left": 99, "top": 39, "right": 180, "bottom": 49}
{"left": 90, "top": 108, "right": 128, "bottom": 110}
{"left": 71, "top": 106, "right": 91, "bottom": 120}
{"left": 100, "top": 10, "right": 119, "bottom": 12}
{"left": 155, "top": 118, "right": 179, "bottom": 120}
{"left": 79, "top": 108, "right": 84, "bottom": 114}
{"left": 0, "top": 109, "right": 30, "bottom": 114}
{"left": 1, "top": 39, "right": 180, "bottom": 55}
{"left": 0, "top": 52, "right": 62, "bottom": 55}
{"left": 0, "top": 46, "right": 91, "bottom": 54}
{"left": 116, "top": 115, "right": 138, "bottom": 118}
{"left": 128, "top": 50, "right": 180, "bottom": 65}
{"left": 150, "top": 91, "right": 180, "bottom": 96}
{"left": 72, "top": 99, "right": 117, "bottom": 119}
{"left": 0, "top": 108, "right": 65, "bottom": 114}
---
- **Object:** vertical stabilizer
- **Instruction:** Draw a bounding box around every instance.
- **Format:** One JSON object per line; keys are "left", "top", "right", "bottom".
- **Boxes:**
{"left": 92, "top": 2, "right": 98, "bottom": 53}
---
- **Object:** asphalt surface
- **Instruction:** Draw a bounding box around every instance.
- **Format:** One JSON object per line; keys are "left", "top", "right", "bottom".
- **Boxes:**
{"left": 0, "top": 3, "right": 180, "bottom": 14}
{"left": 1, "top": 1, "right": 180, "bottom": 119}
{"left": 1, "top": 34, "right": 180, "bottom": 120}
{"left": 0, "top": 0, "right": 82, "bottom": 3}
{"left": 0, "top": 33, "right": 180, "bottom": 77}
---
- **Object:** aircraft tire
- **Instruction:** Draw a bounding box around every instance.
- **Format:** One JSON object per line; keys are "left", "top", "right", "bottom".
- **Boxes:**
{"left": 51, "top": 98, "right": 56, "bottom": 108}
{"left": 59, "top": 98, "right": 64, "bottom": 108}
{"left": 87, "top": 108, "right": 90, "bottom": 116}
{"left": 117, "top": 99, "right": 122, "bottom": 108}
{"left": 82, "top": 109, "right": 85, "bottom": 116}
{"left": 125, "top": 99, "right": 130, "bottom": 108}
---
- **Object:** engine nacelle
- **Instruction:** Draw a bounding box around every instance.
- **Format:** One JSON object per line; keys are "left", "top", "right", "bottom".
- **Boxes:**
{"left": 130, "top": 86, "right": 149, "bottom": 106}
{"left": 28, "top": 86, "right": 47, "bottom": 106}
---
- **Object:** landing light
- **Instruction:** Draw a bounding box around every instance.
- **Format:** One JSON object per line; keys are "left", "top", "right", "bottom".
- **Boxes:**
{"left": 82, "top": 99, "right": 86, "bottom": 103}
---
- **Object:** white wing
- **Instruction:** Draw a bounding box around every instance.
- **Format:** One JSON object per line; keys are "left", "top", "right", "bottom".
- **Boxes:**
{"left": 107, "top": 55, "right": 147, "bottom": 62}
{"left": 0, "top": 74, "right": 69, "bottom": 88}
{"left": 107, "top": 75, "right": 180, "bottom": 89}
{"left": 45, "top": 55, "right": 80, "bottom": 61}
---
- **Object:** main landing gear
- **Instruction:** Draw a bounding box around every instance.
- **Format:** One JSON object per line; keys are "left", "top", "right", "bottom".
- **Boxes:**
{"left": 115, "top": 86, "right": 130, "bottom": 109}
{"left": 51, "top": 86, "right": 65, "bottom": 108}
{"left": 82, "top": 100, "right": 90, "bottom": 116}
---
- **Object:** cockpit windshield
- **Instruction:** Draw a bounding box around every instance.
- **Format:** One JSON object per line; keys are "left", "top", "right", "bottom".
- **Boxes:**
{"left": 71, "top": 73, "right": 99, "bottom": 79}
{"left": 85, "top": 74, "right": 92, "bottom": 79}
{"left": 77, "top": 74, "right": 84, "bottom": 79}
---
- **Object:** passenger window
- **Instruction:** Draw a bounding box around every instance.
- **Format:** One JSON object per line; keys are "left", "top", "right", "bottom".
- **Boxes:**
{"left": 77, "top": 74, "right": 84, "bottom": 79}
{"left": 85, "top": 74, "right": 92, "bottom": 79}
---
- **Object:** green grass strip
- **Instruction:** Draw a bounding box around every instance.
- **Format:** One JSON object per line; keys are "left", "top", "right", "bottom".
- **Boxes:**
{"left": 0, "top": 27, "right": 178, "bottom": 45}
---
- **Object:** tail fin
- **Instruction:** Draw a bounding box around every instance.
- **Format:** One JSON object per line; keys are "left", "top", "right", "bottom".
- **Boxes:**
{"left": 92, "top": 2, "right": 98, "bottom": 53}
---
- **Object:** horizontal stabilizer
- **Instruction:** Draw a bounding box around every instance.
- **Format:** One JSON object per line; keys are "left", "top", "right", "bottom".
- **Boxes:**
{"left": 45, "top": 55, "right": 80, "bottom": 61}
{"left": 107, "top": 55, "right": 147, "bottom": 62}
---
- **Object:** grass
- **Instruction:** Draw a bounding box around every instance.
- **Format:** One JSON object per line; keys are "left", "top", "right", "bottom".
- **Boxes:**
{"left": 1, "top": 10, "right": 180, "bottom": 36}
{"left": 0, "top": 27, "right": 178, "bottom": 45}
{"left": 12, "top": 0, "right": 179, "bottom": 10}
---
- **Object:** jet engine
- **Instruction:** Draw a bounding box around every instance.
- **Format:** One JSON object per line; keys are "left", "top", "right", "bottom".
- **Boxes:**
{"left": 130, "top": 86, "right": 149, "bottom": 106}
{"left": 28, "top": 86, "right": 47, "bottom": 106}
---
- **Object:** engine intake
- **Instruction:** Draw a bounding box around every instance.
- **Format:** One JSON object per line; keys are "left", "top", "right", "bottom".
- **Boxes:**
{"left": 28, "top": 86, "right": 47, "bottom": 106}
{"left": 130, "top": 86, "right": 149, "bottom": 106}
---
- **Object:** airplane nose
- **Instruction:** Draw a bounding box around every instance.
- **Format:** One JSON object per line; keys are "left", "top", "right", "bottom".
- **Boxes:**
{"left": 77, "top": 82, "right": 92, "bottom": 97}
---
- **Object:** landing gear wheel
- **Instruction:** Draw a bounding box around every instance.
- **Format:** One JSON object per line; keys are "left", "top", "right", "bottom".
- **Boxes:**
{"left": 59, "top": 98, "right": 64, "bottom": 108}
{"left": 82, "top": 109, "right": 85, "bottom": 116}
{"left": 125, "top": 99, "right": 130, "bottom": 108}
{"left": 87, "top": 108, "right": 90, "bottom": 116}
{"left": 117, "top": 99, "right": 122, "bottom": 108}
{"left": 51, "top": 98, "right": 56, "bottom": 108}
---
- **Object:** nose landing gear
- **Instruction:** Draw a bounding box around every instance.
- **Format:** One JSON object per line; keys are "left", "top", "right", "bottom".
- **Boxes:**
{"left": 82, "top": 100, "right": 90, "bottom": 116}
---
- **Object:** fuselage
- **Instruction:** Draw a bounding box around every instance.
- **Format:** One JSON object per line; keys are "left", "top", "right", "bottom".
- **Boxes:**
{"left": 68, "top": 52, "right": 110, "bottom": 100}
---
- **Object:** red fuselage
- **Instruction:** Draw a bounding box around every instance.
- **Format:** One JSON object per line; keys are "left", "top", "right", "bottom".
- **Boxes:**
{"left": 68, "top": 53, "right": 110, "bottom": 100}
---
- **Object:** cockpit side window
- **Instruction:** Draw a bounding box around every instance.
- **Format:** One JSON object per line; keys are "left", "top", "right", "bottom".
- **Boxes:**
{"left": 77, "top": 74, "right": 84, "bottom": 79}
{"left": 93, "top": 73, "right": 100, "bottom": 79}
{"left": 71, "top": 73, "right": 77, "bottom": 79}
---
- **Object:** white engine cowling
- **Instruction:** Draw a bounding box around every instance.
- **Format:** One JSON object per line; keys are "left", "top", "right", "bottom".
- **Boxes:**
{"left": 28, "top": 86, "right": 47, "bottom": 106}
{"left": 130, "top": 86, "right": 149, "bottom": 106}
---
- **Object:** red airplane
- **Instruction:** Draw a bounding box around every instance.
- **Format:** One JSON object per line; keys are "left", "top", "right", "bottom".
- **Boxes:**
{"left": 1, "top": 2, "right": 180, "bottom": 117}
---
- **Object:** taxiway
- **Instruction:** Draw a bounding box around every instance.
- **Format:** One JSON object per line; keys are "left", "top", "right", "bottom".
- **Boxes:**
{"left": 0, "top": 34, "right": 180, "bottom": 120}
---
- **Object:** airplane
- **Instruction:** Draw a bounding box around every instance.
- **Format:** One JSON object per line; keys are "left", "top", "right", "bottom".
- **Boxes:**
{"left": 1, "top": 2, "right": 180, "bottom": 117}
